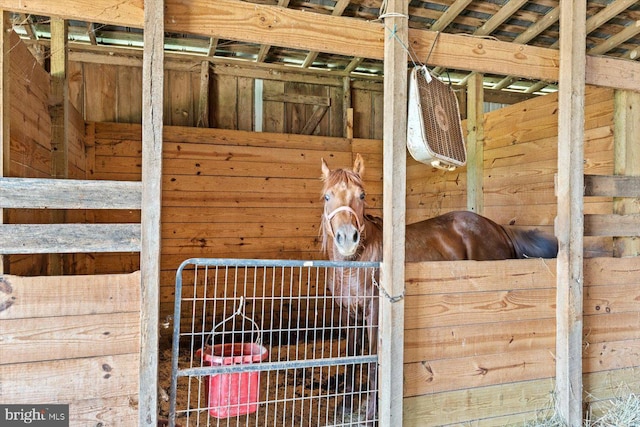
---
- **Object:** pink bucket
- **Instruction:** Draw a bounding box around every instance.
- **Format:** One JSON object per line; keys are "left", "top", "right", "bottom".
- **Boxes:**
{"left": 196, "top": 343, "right": 268, "bottom": 418}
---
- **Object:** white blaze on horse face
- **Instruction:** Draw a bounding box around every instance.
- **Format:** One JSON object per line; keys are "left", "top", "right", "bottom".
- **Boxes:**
{"left": 321, "top": 155, "right": 366, "bottom": 258}
{"left": 326, "top": 183, "right": 364, "bottom": 257}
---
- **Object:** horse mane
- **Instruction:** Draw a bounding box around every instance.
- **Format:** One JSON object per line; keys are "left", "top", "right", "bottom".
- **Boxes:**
{"left": 319, "top": 167, "right": 366, "bottom": 256}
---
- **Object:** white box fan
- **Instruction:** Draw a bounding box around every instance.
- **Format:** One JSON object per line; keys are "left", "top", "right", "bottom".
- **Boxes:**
{"left": 407, "top": 66, "right": 466, "bottom": 171}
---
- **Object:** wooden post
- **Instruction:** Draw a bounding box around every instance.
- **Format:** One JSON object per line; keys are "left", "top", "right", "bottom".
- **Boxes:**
{"left": 613, "top": 89, "right": 640, "bottom": 257}
{"left": 345, "top": 108, "right": 354, "bottom": 140}
{"left": 49, "top": 17, "right": 68, "bottom": 275}
{"left": 380, "top": 0, "right": 407, "bottom": 425}
{"left": 140, "top": 0, "right": 164, "bottom": 425}
{"left": 0, "top": 11, "right": 9, "bottom": 274}
{"left": 555, "top": 0, "right": 586, "bottom": 424}
{"left": 466, "top": 72, "right": 484, "bottom": 214}
{"left": 342, "top": 76, "right": 351, "bottom": 138}
{"left": 197, "top": 60, "right": 210, "bottom": 128}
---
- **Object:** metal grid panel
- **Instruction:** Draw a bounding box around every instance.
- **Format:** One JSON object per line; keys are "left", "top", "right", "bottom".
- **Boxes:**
{"left": 170, "top": 258, "right": 380, "bottom": 427}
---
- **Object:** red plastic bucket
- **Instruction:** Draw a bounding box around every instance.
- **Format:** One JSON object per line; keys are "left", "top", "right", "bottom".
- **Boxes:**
{"left": 196, "top": 343, "right": 269, "bottom": 418}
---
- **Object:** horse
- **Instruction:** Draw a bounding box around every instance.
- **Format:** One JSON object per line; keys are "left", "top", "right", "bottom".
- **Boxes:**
{"left": 319, "top": 153, "right": 557, "bottom": 422}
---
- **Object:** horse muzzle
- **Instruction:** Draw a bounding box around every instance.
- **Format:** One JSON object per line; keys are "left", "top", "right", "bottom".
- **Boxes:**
{"left": 324, "top": 206, "right": 364, "bottom": 257}
{"left": 334, "top": 223, "right": 361, "bottom": 256}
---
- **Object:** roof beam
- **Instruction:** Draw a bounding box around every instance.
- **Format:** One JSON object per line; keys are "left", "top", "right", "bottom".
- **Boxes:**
{"left": 513, "top": 5, "right": 559, "bottom": 44}
{"left": 550, "top": 0, "right": 638, "bottom": 48}
{"left": 254, "top": 0, "right": 290, "bottom": 63}
{"left": 301, "top": 0, "right": 351, "bottom": 70}
{"left": 474, "top": 0, "right": 528, "bottom": 36}
{"left": 1, "top": 0, "right": 639, "bottom": 91}
{"left": 429, "top": 0, "right": 472, "bottom": 32}
{"left": 588, "top": 19, "right": 640, "bottom": 56}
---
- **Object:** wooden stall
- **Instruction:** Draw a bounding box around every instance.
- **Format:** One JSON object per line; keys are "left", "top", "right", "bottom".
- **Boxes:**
{"left": 0, "top": 6, "right": 156, "bottom": 427}
{"left": 76, "top": 83, "right": 639, "bottom": 426}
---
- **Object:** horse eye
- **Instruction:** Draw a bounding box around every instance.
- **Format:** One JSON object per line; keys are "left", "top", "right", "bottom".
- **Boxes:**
{"left": 324, "top": 194, "right": 330, "bottom": 201}
{"left": 360, "top": 192, "right": 366, "bottom": 200}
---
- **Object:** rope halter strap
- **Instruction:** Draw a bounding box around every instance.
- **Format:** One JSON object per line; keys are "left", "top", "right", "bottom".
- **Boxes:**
{"left": 324, "top": 205, "right": 364, "bottom": 238}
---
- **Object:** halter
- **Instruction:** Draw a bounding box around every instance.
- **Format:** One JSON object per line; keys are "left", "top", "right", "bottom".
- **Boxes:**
{"left": 323, "top": 205, "right": 365, "bottom": 238}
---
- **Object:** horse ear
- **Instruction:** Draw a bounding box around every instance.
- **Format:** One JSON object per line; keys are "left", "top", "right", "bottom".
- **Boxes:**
{"left": 353, "top": 153, "right": 365, "bottom": 177}
{"left": 321, "top": 158, "right": 330, "bottom": 179}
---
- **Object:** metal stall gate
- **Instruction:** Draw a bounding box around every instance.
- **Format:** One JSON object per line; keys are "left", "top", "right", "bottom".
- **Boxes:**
{"left": 169, "top": 258, "right": 380, "bottom": 427}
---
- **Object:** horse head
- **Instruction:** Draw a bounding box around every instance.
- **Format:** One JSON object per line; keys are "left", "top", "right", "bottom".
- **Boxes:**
{"left": 320, "top": 154, "right": 367, "bottom": 259}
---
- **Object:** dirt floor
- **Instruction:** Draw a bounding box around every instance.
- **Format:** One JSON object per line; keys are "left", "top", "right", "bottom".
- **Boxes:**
{"left": 158, "top": 335, "right": 375, "bottom": 427}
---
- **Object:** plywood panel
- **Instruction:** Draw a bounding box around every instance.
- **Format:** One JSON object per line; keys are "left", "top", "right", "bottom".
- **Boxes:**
{"left": 262, "top": 80, "right": 285, "bottom": 133}
{"left": 237, "top": 76, "right": 254, "bottom": 131}
{"left": 167, "top": 69, "right": 194, "bottom": 126}
{"left": 117, "top": 65, "right": 143, "bottom": 123}
{"left": 83, "top": 63, "right": 117, "bottom": 122}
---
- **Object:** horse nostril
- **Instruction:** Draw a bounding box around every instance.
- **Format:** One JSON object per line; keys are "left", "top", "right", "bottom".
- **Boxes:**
{"left": 336, "top": 232, "right": 343, "bottom": 244}
{"left": 352, "top": 231, "right": 359, "bottom": 243}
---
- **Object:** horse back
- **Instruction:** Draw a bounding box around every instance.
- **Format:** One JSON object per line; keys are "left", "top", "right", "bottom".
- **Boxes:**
{"left": 405, "top": 211, "right": 517, "bottom": 261}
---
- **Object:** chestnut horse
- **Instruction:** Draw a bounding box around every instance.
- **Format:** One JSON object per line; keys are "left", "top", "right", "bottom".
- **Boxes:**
{"left": 320, "top": 153, "right": 557, "bottom": 422}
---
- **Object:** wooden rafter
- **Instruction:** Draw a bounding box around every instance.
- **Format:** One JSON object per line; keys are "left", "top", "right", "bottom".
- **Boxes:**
{"left": 551, "top": 0, "right": 638, "bottom": 49}
{"left": 434, "top": 0, "right": 529, "bottom": 87}
{"left": 513, "top": 5, "right": 560, "bottom": 44}
{"left": 300, "top": 0, "right": 351, "bottom": 70}
{"left": 474, "top": 0, "right": 528, "bottom": 36}
{"left": 494, "top": 5, "right": 560, "bottom": 91}
{"left": 255, "top": 0, "right": 290, "bottom": 63}
{"left": 207, "top": 37, "right": 218, "bottom": 56}
{"left": 1, "top": 0, "right": 639, "bottom": 93}
{"left": 86, "top": 21, "right": 96, "bottom": 45}
{"left": 430, "top": 0, "right": 472, "bottom": 32}
{"left": 588, "top": 19, "right": 640, "bottom": 55}
{"left": 344, "top": 57, "right": 364, "bottom": 73}
{"left": 18, "top": 13, "right": 37, "bottom": 39}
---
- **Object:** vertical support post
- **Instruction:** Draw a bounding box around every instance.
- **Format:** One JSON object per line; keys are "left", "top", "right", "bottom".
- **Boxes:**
{"left": 345, "top": 108, "right": 354, "bottom": 139}
{"left": 613, "top": 90, "right": 640, "bottom": 257}
{"left": 555, "top": 0, "right": 586, "bottom": 425}
{"left": 0, "top": 11, "right": 10, "bottom": 274}
{"left": 140, "top": 0, "right": 164, "bottom": 425}
{"left": 343, "top": 76, "right": 352, "bottom": 138}
{"left": 49, "top": 18, "right": 68, "bottom": 275}
{"left": 466, "top": 72, "right": 484, "bottom": 214}
{"left": 197, "top": 60, "right": 210, "bottom": 128}
{"left": 380, "top": 0, "right": 407, "bottom": 425}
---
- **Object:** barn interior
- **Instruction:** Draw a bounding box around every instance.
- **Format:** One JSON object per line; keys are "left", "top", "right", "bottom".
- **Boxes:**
{"left": 1, "top": 1, "right": 640, "bottom": 426}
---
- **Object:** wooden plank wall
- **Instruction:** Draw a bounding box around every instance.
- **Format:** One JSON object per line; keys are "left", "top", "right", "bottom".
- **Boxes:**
{"left": 0, "top": 271, "right": 141, "bottom": 426}
{"left": 68, "top": 60, "right": 383, "bottom": 139}
{"left": 87, "top": 123, "right": 388, "bottom": 328}
{"left": 7, "top": 31, "right": 51, "bottom": 275}
{"left": 7, "top": 34, "right": 88, "bottom": 276}
{"left": 411, "top": 85, "right": 615, "bottom": 256}
{"left": 403, "top": 256, "right": 640, "bottom": 425}
{"left": 400, "top": 84, "right": 638, "bottom": 425}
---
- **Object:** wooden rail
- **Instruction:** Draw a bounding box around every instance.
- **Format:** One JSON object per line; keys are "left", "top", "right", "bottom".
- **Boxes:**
{"left": 0, "top": 177, "right": 141, "bottom": 253}
{"left": 583, "top": 174, "right": 640, "bottom": 237}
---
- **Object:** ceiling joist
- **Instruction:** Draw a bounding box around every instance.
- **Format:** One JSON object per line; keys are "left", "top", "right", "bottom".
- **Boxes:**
{"left": 1, "top": 0, "right": 639, "bottom": 93}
